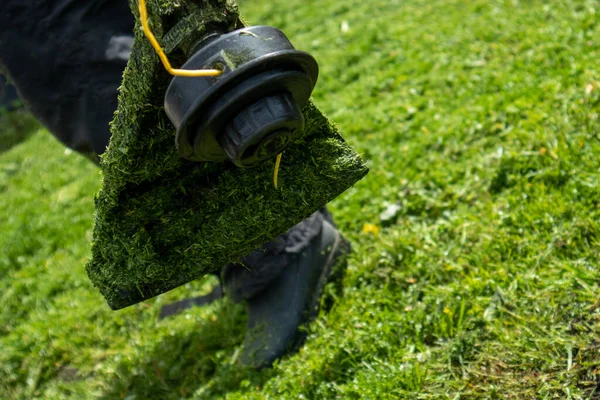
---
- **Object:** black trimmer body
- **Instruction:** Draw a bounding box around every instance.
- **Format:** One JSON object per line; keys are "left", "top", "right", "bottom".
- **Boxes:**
{"left": 164, "top": 26, "right": 319, "bottom": 167}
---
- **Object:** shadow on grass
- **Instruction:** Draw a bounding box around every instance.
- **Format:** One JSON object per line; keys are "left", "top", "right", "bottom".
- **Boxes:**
{"left": 100, "top": 300, "right": 274, "bottom": 400}
{"left": 0, "top": 110, "right": 41, "bottom": 155}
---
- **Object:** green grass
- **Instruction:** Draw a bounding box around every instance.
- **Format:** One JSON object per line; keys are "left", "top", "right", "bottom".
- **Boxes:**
{"left": 2, "top": 0, "right": 600, "bottom": 398}
{"left": 0, "top": 108, "right": 40, "bottom": 155}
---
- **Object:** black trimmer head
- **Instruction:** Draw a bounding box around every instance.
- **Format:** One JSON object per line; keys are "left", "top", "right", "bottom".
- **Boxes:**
{"left": 164, "top": 26, "right": 318, "bottom": 167}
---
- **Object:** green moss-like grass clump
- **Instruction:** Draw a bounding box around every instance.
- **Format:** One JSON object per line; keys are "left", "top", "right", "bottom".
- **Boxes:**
{"left": 85, "top": 0, "right": 368, "bottom": 310}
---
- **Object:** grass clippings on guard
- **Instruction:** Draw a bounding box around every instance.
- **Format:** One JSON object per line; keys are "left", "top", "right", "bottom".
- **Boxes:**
{"left": 85, "top": 0, "right": 368, "bottom": 310}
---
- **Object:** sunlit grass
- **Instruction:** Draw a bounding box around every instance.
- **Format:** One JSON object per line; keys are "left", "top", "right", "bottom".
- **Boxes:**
{"left": 1, "top": 0, "right": 600, "bottom": 398}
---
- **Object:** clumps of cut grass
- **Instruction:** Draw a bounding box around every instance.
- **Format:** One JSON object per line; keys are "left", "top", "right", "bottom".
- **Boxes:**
{"left": 86, "top": 0, "right": 368, "bottom": 309}
{"left": 5, "top": 0, "right": 600, "bottom": 398}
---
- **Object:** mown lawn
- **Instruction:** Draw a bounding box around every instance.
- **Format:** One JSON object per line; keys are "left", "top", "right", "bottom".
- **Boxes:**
{"left": 2, "top": 0, "right": 600, "bottom": 398}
